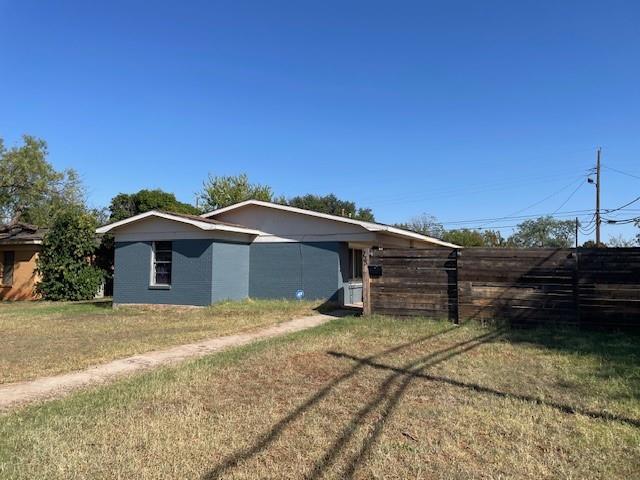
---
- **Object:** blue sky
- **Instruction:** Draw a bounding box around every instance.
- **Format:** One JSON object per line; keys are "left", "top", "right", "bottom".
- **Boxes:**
{"left": 1, "top": 0, "right": 639, "bottom": 242}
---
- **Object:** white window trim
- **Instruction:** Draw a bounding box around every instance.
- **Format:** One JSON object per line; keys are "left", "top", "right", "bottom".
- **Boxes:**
{"left": 150, "top": 241, "right": 172, "bottom": 288}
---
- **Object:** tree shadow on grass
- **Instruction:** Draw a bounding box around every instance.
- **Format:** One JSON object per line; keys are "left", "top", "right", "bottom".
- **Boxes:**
{"left": 201, "top": 324, "right": 461, "bottom": 479}
{"left": 306, "top": 329, "right": 504, "bottom": 480}
{"left": 501, "top": 326, "right": 640, "bottom": 400}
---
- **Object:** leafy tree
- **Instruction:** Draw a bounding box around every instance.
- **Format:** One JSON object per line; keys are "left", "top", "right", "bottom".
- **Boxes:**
{"left": 581, "top": 240, "right": 599, "bottom": 248}
{"left": 284, "top": 193, "right": 375, "bottom": 222}
{"left": 36, "top": 209, "right": 104, "bottom": 300}
{"left": 635, "top": 219, "right": 640, "bottom": 245}
{"left": 197, "top": 173, "right": 272, "bottom": 211}
{"left": 507, "top": 216, "right": 576, "bottom": 248}
{"left": 0, "top": 135, "right": 84, "bottom": 225}
{"left": 395, "top": 214, "right": 444, "bottom": 238}
{"left": 481, "top": 229, "right": 507, "bottom": 247}
{"left": 442, "top": 229, "right": 485, "bottom": 247}
{"left": 109, "top": 189, "right": 199, "bottom": 221}
{"left": 607, "top": 234, "right": 637, "bottom": 247}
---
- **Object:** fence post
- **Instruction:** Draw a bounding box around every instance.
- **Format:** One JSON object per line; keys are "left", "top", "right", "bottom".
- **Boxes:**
{"left": 574, "top": 247, "right": 581, "bottom": 327}
{"left": 362, "top": 248, "right": 372, "bottom": 316}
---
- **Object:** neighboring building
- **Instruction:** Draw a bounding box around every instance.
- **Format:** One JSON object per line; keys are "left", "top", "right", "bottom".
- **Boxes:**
{"left": 0, "top": 223, "right": 46, "bottom": 301}
{"left": 97, "top": 201, "right": 459, "bottom": 307}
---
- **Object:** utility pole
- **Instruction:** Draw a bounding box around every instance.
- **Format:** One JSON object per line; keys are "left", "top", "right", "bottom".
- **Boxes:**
{"left": 595, "top": 147, "right": 602, "bottom": 247}
{"left": 575, "top": 217, "right": 579, "bottom": 249}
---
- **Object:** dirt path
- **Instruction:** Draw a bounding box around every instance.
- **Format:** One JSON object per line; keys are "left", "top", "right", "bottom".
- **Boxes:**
{"left": 0, "top": 313, "right": 335, "bottom": 412}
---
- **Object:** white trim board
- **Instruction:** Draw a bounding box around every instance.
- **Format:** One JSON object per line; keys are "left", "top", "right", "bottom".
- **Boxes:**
{"left": 202, "top": 200, "right": 460, "bottom": 248}
{"left": 96, "top": 210, "right": 263, "bottom": 236}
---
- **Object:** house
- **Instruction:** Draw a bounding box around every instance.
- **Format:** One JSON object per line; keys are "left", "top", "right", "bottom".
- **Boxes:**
{"left": 96, "top": 200, "right": 459, "bottom": 307}
{"left": 0, "top": 223, "right": 47, "bottom": 300}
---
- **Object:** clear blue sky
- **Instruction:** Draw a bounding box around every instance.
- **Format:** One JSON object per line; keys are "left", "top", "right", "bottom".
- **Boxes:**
{"left": 1, "top": 0, "right": 639, "bottom": 242}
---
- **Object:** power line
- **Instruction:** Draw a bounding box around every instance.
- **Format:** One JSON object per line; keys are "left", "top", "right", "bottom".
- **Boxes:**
{"left": 438, "top": 209, "right": 594, "bottom": 227}
{"left": 603, "top": 164, "right": 640, "bottom": 181}
{"left": 550, "top": 179, "right": 587, "bottom": 215}
{"left": 477, "top": 177, "right": 587, "bottom": 229}
{"left": 603, "top": 194, "right": 640, "bottom": 214}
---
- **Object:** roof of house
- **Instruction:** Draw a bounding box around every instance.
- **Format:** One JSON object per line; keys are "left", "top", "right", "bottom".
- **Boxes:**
{"left": 95, "top": 210, "right": 263, "bottom": 235}
{"left": 0, "top": 222, "right": 47, "bottom": 245}
{"left": 202, "top": 200, "right": 460, "bottom": 248}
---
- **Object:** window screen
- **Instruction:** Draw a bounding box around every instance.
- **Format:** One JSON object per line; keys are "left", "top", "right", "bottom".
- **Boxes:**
{"left": 2, "top": 251, "right": 15, "bottom": 286}
{"left": 152, "top": 241, "right": 172, "bottom": 286}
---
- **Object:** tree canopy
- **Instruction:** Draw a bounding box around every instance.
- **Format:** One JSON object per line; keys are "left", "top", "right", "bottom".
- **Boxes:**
{"left": 507, "top": 216, "right": 576, "bottom": 248}
{"left": 36, "top": 209, "right": 104, "bottom": 300}
{"left": 108, "top": 189, "right": 200, "bottom": 221}
{"left": 0, "top": 135, "right": 84, "bottom": 225}
{"left": 282, "top": 193, "right": 375, "bottom": 222}
{"left": 197, "top": 173, "right": 272, "bottom": 212}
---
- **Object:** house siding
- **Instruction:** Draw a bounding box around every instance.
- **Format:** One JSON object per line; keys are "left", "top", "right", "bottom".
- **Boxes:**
{"left": 0, "top": 245, "right": 41, "bottom": 301}
{"left": 114, "top": 240, "right": 214, "bottom": 306}
{"left": 249, "top": 242, "right": 348, "bottom": 301}
{"left": 211, "top": 241, "right": 250, "bottom": 302}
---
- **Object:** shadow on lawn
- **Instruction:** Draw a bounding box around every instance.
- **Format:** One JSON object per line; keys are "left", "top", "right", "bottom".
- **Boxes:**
{"left": 202, "top": 324, "right": 640, "bottom": 479}
{"left": 502, "top": 326, "right": 640, "bottom": 400}
{"left": 202, "top": 326, "right": 497, "bottom": 480}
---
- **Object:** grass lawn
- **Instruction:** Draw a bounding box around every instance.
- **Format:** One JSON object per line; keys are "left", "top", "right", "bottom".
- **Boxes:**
{"left": 1, "top": 315, "right": 638, "bottom": 479}
{"left": 0, "top": 299, "right": 322, "bottom": 384}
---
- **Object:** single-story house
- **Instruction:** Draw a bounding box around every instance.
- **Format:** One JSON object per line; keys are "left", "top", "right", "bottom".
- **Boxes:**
{"left": 0, "top": 223, "right": 46, "bottom": 300}
{"left": 97, "top": 200, "right": 458, "bottom": 307}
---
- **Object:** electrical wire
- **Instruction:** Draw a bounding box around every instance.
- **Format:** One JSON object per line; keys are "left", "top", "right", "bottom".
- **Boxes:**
{"left": 550, "top": 180, "right": 586, "bottom": 215}
{"left": 603, "top": 195, "right": 640, "bottom": 214}
{"left": 477, "top": 177, "right": 588, "bottom": 229}
{"left": 603, "top": 164, "right": 640, "bottom": 181}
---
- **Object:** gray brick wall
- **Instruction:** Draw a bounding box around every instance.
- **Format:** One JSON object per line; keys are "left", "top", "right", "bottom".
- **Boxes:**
{"left": 114, "top": 240, "right": 214, "bottom": 306}
{"left": 249, "top": 242, "right": 348, "bottom": 301}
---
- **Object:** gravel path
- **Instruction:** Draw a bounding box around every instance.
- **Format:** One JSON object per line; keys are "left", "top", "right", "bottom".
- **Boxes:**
{"left": 0, "top": 313, "right": 334, "bottom": 412}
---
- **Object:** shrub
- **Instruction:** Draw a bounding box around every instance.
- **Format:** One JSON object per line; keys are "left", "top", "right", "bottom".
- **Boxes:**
{"left": 36, "top": 209, "right": 104, "bottom": 300}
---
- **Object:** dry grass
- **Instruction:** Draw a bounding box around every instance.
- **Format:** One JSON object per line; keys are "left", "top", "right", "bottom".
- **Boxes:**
{"left": 0, "top": 299, "right": 322, "bottom": 384}
{"left": 1, "top": 315, "right": 639, "bottom": 479}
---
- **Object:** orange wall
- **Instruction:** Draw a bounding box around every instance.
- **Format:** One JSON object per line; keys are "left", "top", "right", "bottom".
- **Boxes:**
{"left": 0, "top": 245, "right": 41, "bottom": 301}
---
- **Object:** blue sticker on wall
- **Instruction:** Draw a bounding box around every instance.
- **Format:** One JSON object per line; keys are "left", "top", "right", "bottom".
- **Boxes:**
{"left": 295, "top": 289, "right": 305, "bottom": 300}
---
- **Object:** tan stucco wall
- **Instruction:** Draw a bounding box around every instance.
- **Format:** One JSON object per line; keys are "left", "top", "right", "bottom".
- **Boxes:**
{"left": 0, "top": 245, "right": 41, "bottom": 301}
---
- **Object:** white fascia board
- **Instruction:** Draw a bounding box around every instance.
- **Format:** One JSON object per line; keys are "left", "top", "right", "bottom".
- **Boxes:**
{"left": 202, "top": 200, "right": 461, "bottom": 247}
{"left": 95, "top": 210, "right": 262, "bottom": 235}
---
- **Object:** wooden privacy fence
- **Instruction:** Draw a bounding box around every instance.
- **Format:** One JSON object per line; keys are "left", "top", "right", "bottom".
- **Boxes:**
{"left": 364, "top": 247, "right": 640, "bottom": 330}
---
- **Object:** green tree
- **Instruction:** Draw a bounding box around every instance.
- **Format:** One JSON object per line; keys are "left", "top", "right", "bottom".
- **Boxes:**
{"left": 197, "top": 173, "right": 272, "bottom": 211}
{"left": 442, "top": 229, "right": 485, "bottom": 247}
{"left": 36, "top": 209, "right": 104, "bottom": 300}
{"left": 507, "top": 216, "right": 576, "bottom": 248}
{"left": 481, "top": 229, "right": 507, "bottom": 247}
{"left": 395, "top": 214, "right": 444, "bottom": 238}
{"left": 284, "top": 194, "right": 375, "bottom": 222}
{"left": 108, "top": 189, "right": 199, "bottom": 221}
{"left": 0, "top": 135, "right": 84, "bottom": 225}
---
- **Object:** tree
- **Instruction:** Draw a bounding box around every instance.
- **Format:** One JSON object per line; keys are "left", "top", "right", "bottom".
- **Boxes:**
{"left": 507, "top": 216, "right": 576, "bottom": 248}
{"left": 284, "top": 193, "right": 375, "bottom": 222}
{"left": 197, "top": 173, "right": 272, "bottom": 211}
{"left": 36, "top": 209, "right": 104, "bottom": 300}
{"left": 607, "top": 234, "right": 637, "bottom": 247}
{"left": 481, "top": 229, "right": 507, "bottom": 247}
{"left": 0, "top": 135, "right": 84, "bottom": 225}
{"left": 395, "top": 214, "right": 444, "bottom": 238}
{"left": 108, "top": 189, "right": 199, "bottom": 222}
{"left": 442, "top": 229, "right": 485, "bottom": 247}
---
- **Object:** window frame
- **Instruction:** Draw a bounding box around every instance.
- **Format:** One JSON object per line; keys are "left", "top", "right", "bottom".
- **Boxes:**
{"left": 150, "top": 241, "right": 172, "bottom": 288}
{"left": 348, "top": 248, "right": 363, "bottom": 281}
{"left": 1, "top": 250, "right": 15, "bottom": 287}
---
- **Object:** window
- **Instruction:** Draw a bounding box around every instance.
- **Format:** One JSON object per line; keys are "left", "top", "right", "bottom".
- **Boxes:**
{"left": 348, "top": 248, "right": 363, "bottom": 280}
{"left": 1, "top": 251, "right": 15, "bottom": 286}
{"left": 151, "top": 241, "right": 172, "bottom": 286}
